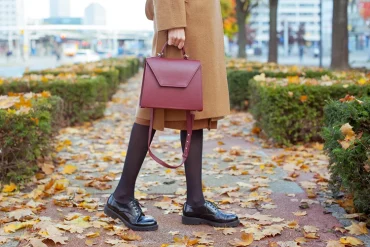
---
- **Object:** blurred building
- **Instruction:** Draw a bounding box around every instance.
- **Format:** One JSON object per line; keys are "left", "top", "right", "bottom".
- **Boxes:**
{"left": 0, "top": 0, "right": 25, "bottom": 52}
{"left": 250, "top": 0, "right": 370, "bottom": 54}
{"left": 50, "top": 0, "right": 70, "bottom": 18}
{"left": 250, "top": 0, "right": 322, "bottom": 44}
{"left": 84, "top": 3, "right": 106, "bottom": 25}
{"left": 0, "top": 0, "right": 25, "bottom": 28}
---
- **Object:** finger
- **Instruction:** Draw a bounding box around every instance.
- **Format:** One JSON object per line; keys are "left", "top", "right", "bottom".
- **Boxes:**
{"left": 168, "top": 38, "right": 173, "bottom": 45}
{"left": 173, "top": 37, "right": 180, "bottom": 47}
{"left": 178, "top": 40, "right": 185, "bottom": 49}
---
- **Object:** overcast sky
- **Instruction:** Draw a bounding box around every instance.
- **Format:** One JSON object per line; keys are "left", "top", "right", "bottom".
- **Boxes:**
{"left": 24, "top": 0, "right": 153, "bottom": 30}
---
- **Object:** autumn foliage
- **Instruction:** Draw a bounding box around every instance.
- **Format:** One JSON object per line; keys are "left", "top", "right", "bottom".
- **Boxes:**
{"left": 221, "top": 0, "right": 238, "bottom": 38}
{"left": 248, "top": 72, "right": 370, "bottom": 145}
{"left": 0, "top": 58, "right": 140, "bottom": 183}
{"left": 323, "top": 97, "right": 370, "bottom": 214}
{"left": 0, "top": 93, "right": 63, "bottom": 183}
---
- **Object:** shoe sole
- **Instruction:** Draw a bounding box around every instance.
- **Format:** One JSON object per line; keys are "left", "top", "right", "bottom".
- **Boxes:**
{"left": 182, "top": 216, "right": 240, "bottom": 227}
{"left": 104, "top": 205, "right": 158, "bottom": 231}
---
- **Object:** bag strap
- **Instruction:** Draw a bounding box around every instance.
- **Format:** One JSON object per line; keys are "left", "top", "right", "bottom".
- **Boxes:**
{"left": 148, "top": 108, "right": 194, "bottom": 169}
{"left": 157, "top": 41, "right": 189, "bottom": 60}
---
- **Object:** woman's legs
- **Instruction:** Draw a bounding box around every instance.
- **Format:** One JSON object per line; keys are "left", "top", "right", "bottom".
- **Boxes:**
{"left": 180, "top": 129, "right": 206, "bottom": 207}
{"left": 113, "top": 123, "right": 156, "bottom": 204}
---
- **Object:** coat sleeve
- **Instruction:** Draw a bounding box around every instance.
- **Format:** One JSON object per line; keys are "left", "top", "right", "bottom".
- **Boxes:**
{"left": 152, "top": 0, "right": 187, "bottom": 31}
{"left": 145, "top": 0, "right": 154, "bottom": 20}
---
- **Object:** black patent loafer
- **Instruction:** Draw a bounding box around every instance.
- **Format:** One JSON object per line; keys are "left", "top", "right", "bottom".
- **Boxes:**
{"left": 182, "top": 200, "right": 239, "bottom": 227}
{"left": 104, "top": 195, "right": 158, "bottom": 231}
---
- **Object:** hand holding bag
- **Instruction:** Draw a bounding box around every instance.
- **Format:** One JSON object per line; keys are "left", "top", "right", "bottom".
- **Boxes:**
{"left": 139, "top": 42, "right": 203, "bottom": 169}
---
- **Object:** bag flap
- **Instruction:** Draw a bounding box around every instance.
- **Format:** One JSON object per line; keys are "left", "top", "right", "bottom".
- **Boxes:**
{"left": 146, "top": 57, "right": 201, "bottom": 88}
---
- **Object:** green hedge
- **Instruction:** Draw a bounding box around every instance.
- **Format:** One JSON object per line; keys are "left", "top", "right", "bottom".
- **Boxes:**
{"left": 249, "top": 78, "right": 370, "bottom": 145}
{"left": 322, "top": 98, "right": 370, "bottom": 214}
{"left": 0, "top": 94, "right": 63, "bottom": 183}
{"left": 227, "top": 70, "right": 331, "bottom": 109}
{"left": 0, "top": 76, "right": 109, "bottom": 126}
{"left": 25, "top": 67, "right": 119, "bottom": 99}
{"left": 97, "top": 57, "right": 140, "bottom": 82}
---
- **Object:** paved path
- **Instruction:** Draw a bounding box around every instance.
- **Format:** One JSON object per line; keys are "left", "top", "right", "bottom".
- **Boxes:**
{"left": 1, "top": 72, "right": 369, "bottom": 247}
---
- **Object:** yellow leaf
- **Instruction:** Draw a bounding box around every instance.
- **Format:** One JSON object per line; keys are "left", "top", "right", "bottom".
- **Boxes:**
{"left": 103, "top": 156, "right": 113, "bottom": 162}
{"left": 7, "top": 109, "right": 16, "bottom": 114}
{"left": 85, "top": 239, "right": 94, "bottom": 246}
{"left": 62, "top": 164, "right": 77, "bottom": 175}
{"left": 120, "top": 230, "right": 142, "bottom": 241}
{"left": 85, "top": 231, "right": 100, "bottom": 238}
{"left": 339, "top": 236, "right": 364, "bottom": 246}
{"left": 304, "top": 232, "right": 319, "bottom": 239}
{"left": 345, "top": 222, "right": 368, "bottom": 236}
{"left": 340, "top": 123, "right": 355, "bottom": 138}
{"left": 287, "top": 220, "right": 299, "bottom": 229}
{"left": 41, "top": 91, "right": 51, "bottom": 98}
{"left": 4, "top": 220, "right": 38, "bottom": 233}
{"left": 41, "top": 76, "right": 48, "bottom": 83}
{"left": 326, "top": 240, "right": 345, "bottom": 247}
{"left": 287, "top": 76, "right": 300, "bottom": 84}
{"left": 229, "top": 233, "right": 254, "bottom": 246}
{"left": 358, "top": 78, "right": 367, "bottom": 85}
{"left": 2, "top": 183, "right": 17, "bottom": 193}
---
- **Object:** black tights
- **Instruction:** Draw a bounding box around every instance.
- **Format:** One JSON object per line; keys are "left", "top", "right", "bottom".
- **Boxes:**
{"left": 113, "top": 123, "right": 205, "bottom": 207}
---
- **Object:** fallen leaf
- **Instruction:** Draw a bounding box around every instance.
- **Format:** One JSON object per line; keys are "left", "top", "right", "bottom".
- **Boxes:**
{"left": 4, "top": 220, "right": 38, "bottom": 233}
{"left": 300, "top": 95, "right": 308, "bottom": 102}
{"left": 293, "top": 211, "right": 307, "bottom": 216}
{"left": 120, "top": 230, "right": 142, "bottom": 241}
{"left": 28, "top": 238, "right": 48, "bottom": 247}
{"left": 277, "top": 241, "right": 300, "bottom": 247}
{"left": 85, "top": 239, "right": 94, "bottom": 246}
{"left": 345, "top": 222, "right": 368, "bottom": 235}
{"left": 9, "top": 209, "right": 34, "bottom": 220}
{"left": 62, "top": 164, "right": 77, "bottom": 175}
{"left": 326, "top": 240, "right": 345, "bottom": 247}
{"left": 339, "top": 236, "right": 364, "bottom": 246}
{"left": 228, "top": 232, "right": 253, "bottom": 246}
{"left": 223, "top": 228, "right": 237, "bottom": 235}
{"left": 303, "top": 225, "right": 319, "bottom": 233}
{"left": 86, "top": 232, "right": 100, "bottom": 238}
{"left": 2, "top": 183, "right": 17, "bottom": 193}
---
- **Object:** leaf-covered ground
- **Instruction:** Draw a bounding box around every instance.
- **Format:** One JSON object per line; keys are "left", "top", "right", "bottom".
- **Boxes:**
{"left": 1, "top": 73, "right": 370, "bottom": 247}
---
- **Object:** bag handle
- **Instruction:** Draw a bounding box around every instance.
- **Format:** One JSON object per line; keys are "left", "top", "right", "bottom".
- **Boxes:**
{"left": 157, "top": 41, "right": 189, "bottom": 60}
{"left": 148, "top": 109, "right": 194, "bottom": 169}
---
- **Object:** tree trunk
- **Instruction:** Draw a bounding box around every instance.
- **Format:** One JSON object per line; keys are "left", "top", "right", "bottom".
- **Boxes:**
{"left": 236, "top": 1, "right": 248, "bottom": 58}
{"left": 331, "top": 0, "right": 349, "bottom": 70}
{"left": 268, "top": 0, "right": 278, "bottom": 63}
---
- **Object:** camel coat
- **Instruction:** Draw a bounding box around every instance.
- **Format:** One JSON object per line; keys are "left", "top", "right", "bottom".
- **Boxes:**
{"left": 135, "top": 0, "right": 230, "bottom": 130}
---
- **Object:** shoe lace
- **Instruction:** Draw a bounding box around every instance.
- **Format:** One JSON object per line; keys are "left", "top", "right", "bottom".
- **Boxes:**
{"left": 206, "top": 200, "right": 219, "bottom": 211}
{"left": 132, "top": 199, "right": 144, "bottom": 215}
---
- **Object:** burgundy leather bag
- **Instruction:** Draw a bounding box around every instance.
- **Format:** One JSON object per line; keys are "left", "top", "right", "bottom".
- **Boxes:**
{"left": 139, "top": 42, "right": 203, "bottom": 169}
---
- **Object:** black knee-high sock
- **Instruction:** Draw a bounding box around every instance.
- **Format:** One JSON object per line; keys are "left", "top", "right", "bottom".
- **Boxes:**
{"left": 181, "top": 129, "right": 206, "bottom": 207}
{"left": 113, "top": 123, "right": 156, "bottom": 204}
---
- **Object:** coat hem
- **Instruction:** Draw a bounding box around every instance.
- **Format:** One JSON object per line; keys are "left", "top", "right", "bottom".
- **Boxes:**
{"left": 135, "top": 117, "right": 220, "bottom": 131}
